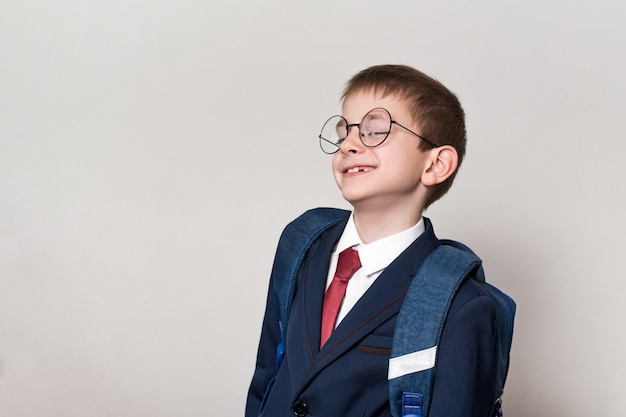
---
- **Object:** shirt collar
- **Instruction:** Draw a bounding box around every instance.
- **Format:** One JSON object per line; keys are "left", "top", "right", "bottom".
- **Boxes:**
{"left": 335, "top": 212, "right": 425, "bottom": 276}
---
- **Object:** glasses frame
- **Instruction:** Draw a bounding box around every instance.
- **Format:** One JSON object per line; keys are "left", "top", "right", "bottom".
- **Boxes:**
{"left": 318, "top": 107, "right": 439, "bottom": 154}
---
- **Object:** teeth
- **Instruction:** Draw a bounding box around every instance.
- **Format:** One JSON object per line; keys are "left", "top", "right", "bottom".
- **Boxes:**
{"left": 347, "top": 167, "right": 371, "bottom": 173}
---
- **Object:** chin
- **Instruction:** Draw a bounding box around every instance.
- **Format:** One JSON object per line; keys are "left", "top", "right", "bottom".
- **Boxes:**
{"left": 340, "top": 191, "right": 372, "bottom": 208}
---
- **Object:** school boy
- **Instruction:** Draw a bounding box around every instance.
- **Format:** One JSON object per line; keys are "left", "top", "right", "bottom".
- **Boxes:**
{"left": 246, "top": 65, "right": 496, "bottom": 417}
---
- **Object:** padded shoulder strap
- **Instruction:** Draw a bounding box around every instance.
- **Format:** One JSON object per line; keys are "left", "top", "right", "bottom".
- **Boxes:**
{"left": 271, "top": 208, "right": 350, "bottom": 346}
{"left": 389, "top": 241, "right": 483, "bottom": 417}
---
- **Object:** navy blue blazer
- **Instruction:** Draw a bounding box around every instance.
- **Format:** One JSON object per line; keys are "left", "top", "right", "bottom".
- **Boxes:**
{"left": 246, "top": 216, "right": 496, "bottom": 417}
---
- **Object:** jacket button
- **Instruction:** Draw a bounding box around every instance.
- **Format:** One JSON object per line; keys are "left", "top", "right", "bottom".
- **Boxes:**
{"left": 292, "top": 401, "right": 308, "bottom": 416}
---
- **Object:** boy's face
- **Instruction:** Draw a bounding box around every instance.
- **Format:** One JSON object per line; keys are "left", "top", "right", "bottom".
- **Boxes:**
{"left": 332, "top": 91, "right": 431, "bottom": 213}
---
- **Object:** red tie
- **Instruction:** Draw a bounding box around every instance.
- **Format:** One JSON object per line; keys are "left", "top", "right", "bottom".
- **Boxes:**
{"left": 320, "top": 247, "right": 361, "bottom": 348}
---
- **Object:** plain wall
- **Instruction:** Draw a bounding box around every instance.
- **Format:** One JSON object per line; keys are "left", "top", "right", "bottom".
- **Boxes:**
{"left": 1, "top": 0, "right": 625, "bottom": 415}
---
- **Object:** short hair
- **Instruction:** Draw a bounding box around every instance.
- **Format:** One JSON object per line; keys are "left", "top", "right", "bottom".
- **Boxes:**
{"left": 342, "top": 64, "right": 466, "bottom": 209}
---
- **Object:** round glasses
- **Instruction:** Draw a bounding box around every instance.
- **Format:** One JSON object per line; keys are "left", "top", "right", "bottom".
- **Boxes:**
{"left": 318, "top": 107, "right": 438, "bottom": 154}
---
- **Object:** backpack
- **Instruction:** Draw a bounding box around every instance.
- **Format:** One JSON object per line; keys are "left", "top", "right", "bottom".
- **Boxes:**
{"left": 267, "top": 208, "right": 515, "bottom": 417}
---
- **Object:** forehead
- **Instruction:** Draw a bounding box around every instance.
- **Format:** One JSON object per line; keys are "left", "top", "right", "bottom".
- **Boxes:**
{"left": 342, "top": 90, "right": 412, "bottom": 122}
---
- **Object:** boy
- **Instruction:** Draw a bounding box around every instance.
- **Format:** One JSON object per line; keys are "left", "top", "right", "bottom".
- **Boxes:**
{"left": 246, "top": 65, "right": 496, "bottom": 417}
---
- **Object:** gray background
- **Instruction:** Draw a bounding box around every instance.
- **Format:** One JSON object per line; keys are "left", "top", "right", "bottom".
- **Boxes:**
{"left": 1, "top": 0, "right": 625, "bottom": 415}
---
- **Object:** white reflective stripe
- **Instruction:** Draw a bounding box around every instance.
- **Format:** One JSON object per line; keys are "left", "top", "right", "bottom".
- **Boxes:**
{"left": 387, "top": 346, "right": 437, "bottom": 380}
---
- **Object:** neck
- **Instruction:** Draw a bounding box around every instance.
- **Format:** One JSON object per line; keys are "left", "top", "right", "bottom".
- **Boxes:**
{"left": 352, "top": 205, "right": 423, "bottom": 244}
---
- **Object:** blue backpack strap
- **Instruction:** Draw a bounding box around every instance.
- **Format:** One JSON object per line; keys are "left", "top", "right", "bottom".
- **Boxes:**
{"left": 270, "top": 207, "right": 350, "bottom": 367}
{"left": 389, "top": 240, "right": 483, "bottom": 417}
{"left": 258, "top": 208, "right": 350, "bottom": 415}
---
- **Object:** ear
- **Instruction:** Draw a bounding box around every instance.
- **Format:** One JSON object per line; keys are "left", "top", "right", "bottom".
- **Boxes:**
{"left": 421, "top": 145, "right": 459, "bottom": 186}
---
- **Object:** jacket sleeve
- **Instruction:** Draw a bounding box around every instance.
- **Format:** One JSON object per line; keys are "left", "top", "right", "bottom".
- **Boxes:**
{"left": 428, "top": 282, "right": 497, "bottom": 417}
{"left": 245, "top": 276, "right": 282, "bottom": 417}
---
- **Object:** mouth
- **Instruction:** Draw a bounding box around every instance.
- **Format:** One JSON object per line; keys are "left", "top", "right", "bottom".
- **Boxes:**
{"left": 344, "top": 166, "right": 374, "bottom": 174}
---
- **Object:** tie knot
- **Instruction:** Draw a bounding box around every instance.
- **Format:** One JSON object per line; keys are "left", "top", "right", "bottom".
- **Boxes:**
{"left": 335, "top": 248, "right": 361, "bottom": 281}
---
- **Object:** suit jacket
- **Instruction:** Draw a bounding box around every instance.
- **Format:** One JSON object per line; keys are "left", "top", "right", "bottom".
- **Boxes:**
{"left": 246, "top": 215, "right": 496, "bottom": 417}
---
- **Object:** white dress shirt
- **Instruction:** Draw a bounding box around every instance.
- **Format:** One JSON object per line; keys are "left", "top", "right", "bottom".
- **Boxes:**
{"left": 325, "top": 213, "right": 425, "bottom": 327}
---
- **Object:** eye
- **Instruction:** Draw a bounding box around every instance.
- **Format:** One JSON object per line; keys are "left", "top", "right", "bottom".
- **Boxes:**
{"left": 362, "top": 112, "right": 390, "bottom": 133}
{"left": 365, "top": 130, "right": 388, "bottom": 138}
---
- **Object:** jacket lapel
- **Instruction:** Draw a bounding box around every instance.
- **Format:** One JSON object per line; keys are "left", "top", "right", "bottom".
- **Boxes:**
{"left": 300, "top": 217, "right": 347, "bottom": 357}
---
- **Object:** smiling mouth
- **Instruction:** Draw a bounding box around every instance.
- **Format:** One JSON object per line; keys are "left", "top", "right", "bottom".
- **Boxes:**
{"left": 346, "top": 167, "right": 373, "bottom": 173}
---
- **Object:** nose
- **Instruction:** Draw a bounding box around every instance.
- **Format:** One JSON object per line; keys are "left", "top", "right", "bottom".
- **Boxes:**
{"left": 339, "top": 124, "right": 364, "bottom": 154}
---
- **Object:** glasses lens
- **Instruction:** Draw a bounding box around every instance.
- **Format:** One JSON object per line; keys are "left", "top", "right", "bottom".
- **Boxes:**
{"left": 360, "top": 109, "right": 391, "bottom": 147}
{"left": 319, "top": 115, "right": 346, "bottom": 154}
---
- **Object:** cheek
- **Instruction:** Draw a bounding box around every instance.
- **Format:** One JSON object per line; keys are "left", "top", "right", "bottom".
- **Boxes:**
{"left": 386, "top": 150, "right": 423, "bottom": 182}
